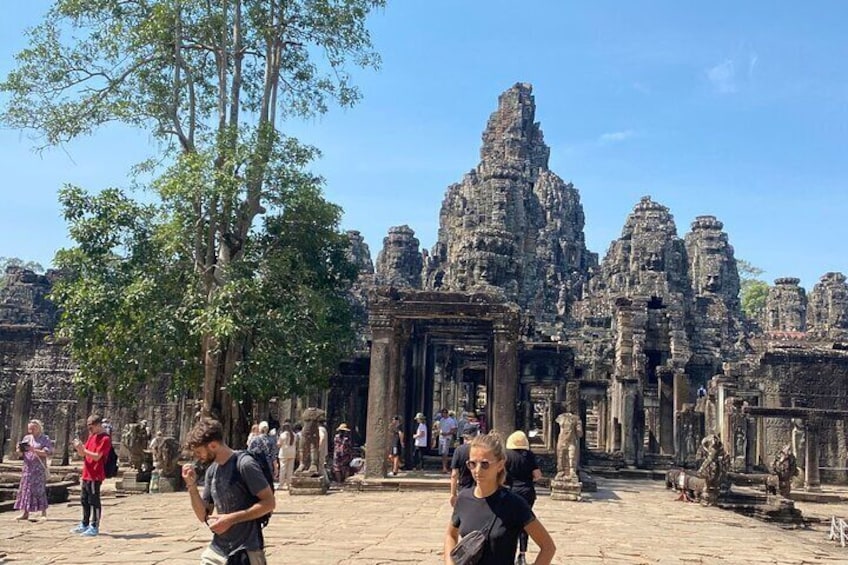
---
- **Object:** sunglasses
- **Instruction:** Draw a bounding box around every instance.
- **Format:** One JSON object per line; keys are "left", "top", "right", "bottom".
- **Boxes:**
{"left": 466, "top": 459, "right": 492, "bottom": 471}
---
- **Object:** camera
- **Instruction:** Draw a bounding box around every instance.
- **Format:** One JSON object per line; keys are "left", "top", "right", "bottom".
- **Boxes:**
{"left": 18, "top": 440, "right": 30, "bottom": 452}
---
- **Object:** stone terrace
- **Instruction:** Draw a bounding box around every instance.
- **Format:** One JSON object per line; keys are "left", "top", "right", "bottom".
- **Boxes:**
{"left": 3, "top": 478, "right": 848, "bottom": 564}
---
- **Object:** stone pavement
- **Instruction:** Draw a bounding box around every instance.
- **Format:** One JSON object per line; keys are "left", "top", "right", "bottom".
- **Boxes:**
{"left": 3, "top": 478, "right": 848, "bottom": 564}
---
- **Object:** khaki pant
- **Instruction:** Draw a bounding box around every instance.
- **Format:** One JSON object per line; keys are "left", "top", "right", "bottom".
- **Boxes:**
{"left": 200, "top": 545, "right": 267, "bottom": 565}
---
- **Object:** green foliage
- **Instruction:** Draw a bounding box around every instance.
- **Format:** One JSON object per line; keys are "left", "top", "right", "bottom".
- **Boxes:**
{"left": 2, "top": 0, "right": 385, "bottom": 408}
{"left": 737, "top": 259, "right": 768, "bottom": 321}
{"left": 51, "top": 186, "right": 201, "bottom": 396}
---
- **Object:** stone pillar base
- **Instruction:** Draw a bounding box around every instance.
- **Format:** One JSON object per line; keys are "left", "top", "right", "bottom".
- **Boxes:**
{"left": 550, "top": 478, "right": 582, "bottom": 501}
{"left": 289, "top": 475, "right": 329, "bottom": 495}
{"left": 157, "top": 475, "right": 184, "bottom": 493}
{"left": 117, "top": 470, "right": 150, "bottom": 493}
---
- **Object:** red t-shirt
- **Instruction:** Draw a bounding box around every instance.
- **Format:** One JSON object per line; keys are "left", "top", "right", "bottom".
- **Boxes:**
{"left": 82, "top": 432, "right": 112, "bottom": 481}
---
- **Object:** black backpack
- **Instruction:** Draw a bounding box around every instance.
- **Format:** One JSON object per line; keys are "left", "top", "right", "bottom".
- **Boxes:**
{"left": 232, "top": 449, "right": 275, "bottom": 528}
{"left": 104, "top": 445, "right": 119, "bottom": 478}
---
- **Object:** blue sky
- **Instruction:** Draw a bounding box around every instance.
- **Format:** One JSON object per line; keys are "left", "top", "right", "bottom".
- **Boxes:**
{"left": 1, "top": 2, "right": 846, "bottom": 290}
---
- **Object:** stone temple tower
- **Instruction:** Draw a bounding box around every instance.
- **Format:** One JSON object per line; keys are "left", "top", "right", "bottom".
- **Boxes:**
{"left": 422, "top": 83, "right": 595, "bottom": 326}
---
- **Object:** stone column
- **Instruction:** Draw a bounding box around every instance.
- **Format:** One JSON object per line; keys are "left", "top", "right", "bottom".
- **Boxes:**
{"left": 9, "top": 378, "right": 33, "bottom": 460}
{"left": 0, "top": 401, "right": 5, "bottom": 463}
{"left": 672, "top": 370, "right": 688, "bottom": 459}
{"left": 385, "top": 324, "right": 405, "bottom": 423}
{"left": 804, "top": 420, "right": 821, "bottom": 492}
{"left": 491, "top": 318, "right": 519, "bottom": 435}
{"left": 365, "top": 322, "right": 394, "bottom": 478}
{"left": 620, "top": 379, "right": 639, "bottom": 466}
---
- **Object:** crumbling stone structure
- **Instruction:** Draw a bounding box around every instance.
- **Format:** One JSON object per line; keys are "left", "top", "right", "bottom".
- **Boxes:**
{"left": 808, "top": 272, "right": 848, "bottom": 339}
{"left": 6, "top": 83, "right": 848, "bottom": 487}
{"left": 421, "top": 83, "right": 596, "bottom": 326}
{"left": 765, "top": 278, "right": 807, "bottom": 332}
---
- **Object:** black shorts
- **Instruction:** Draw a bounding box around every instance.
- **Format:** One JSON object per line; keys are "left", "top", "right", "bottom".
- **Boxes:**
{"left": 391, "top": 446, "right": 400, "bottom": 456}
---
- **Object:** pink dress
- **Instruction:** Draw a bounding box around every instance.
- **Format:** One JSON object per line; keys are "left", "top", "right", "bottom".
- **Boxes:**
{"left": 14, "top": 433, "right": 53, "bottom": 513}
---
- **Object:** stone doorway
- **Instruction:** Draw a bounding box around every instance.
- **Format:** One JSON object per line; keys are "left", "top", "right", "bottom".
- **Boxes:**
{"left": 528, "top": 385, "right": 555, "bottom": 449}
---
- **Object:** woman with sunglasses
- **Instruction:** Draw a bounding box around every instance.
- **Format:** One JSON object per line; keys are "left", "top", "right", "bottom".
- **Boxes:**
{"left": 444, "top": 432, "right": 555, "bottom": 565}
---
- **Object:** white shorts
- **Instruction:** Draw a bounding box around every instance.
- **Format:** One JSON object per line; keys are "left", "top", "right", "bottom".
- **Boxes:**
{"left": 438, "top": 436, "right": 452, "bottom": 455}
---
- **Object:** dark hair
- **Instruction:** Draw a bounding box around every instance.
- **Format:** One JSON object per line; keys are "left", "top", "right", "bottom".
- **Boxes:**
{"left": 280, "top": 422, "right": 294, "bottom": 446}
{"left": 186, "top": 418, "right": 224, "bottom": 449}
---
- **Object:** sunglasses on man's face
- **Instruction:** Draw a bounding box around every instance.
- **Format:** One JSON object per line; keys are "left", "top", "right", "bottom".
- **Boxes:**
{"left": 466, "top": 459, "right": 492, "bottom": 471}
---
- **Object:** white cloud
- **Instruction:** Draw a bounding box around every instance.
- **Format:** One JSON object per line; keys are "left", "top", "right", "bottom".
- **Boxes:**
{"left": 707, "top": 59, "right": 736, "bottom": 94}
{"left": 598, "top": 130, "right": 635, "bottom": 144}
{"left": 632, "top": 82, "right": 651, "bottom": 94}
{"left": 748, "top": 52, "right": 759, "bottom": 79}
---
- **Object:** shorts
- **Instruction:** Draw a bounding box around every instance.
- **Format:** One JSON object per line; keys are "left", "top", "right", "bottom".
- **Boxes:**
{"left": 390, "top": 446, "right": 400, "bottom": 456}
{"left": 438, "top": 436, "right": 452, "bottom": 456}
{"left": 201, "top": 546, "right": 267, "bottom": 565}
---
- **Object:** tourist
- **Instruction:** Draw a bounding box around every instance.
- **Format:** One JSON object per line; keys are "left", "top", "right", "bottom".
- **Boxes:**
{"left": 318, "top": 421, "right": 329, "bottom": 476}
{"left": 389, "top": 415, "right": 405, "bottom": 476}
{"left": 248, "top": 421, "right": 277, "bottom": 476}
{"left": 505, "top": 430, "right": 543, "bottom": 565}
{"left": 412, "top": 412, "right": 428, "bottom": 470}
{"left": 182, "top": 418, "right": 274, "bottom": 564}
{"left": 101, "top": 417, "right": 113, "bottom": 437}
{"left": 70, "top": 414, "right": 112, "bottom": 536}
{"left": 332, "top": 423, "right": 354, "bottom": 483}
{"left": 14, "top": 419, "right": 52, "bottom": 521}
{"left": 444, "top": 432, "right": 555, "bottom": 565}
{"left": 449, "top": 423, "right": 480, "bottom": 507}
{"left": 293, "top": 423, "right": 303, "bottom": 470}
{"left": 277, "top": 422, "right": 297, "bottom": 490}
{"left": 438, "top": 408, "right": 458, "bottom": 473}
{"left": 247, "top": 423, "right": 260, "bottom": 446}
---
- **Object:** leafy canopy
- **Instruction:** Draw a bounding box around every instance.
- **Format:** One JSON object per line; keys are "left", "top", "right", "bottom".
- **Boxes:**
{"left": 737, "top": 259, "right": 768, "bottom": 321}
{"left": 2, "top": 0, "right": 385, "bottom": 404}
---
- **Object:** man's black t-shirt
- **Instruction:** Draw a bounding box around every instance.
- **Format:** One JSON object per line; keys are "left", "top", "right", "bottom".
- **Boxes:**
{"left": 450, "top": 487, "right": 535, "bottom": 565}
{"left": 505, "top": 448, "right": 539, "bottom": 503}
{"left": 451, "top": 443, "right": 474, "bottom": 490}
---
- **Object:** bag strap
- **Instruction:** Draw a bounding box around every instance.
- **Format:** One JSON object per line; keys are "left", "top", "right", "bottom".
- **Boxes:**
{"left": 483, "top": 489, "right": 503, "bottom": 547}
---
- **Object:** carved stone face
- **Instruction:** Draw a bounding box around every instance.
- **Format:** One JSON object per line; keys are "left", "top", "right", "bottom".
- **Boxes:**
{"left": 642, "top": 249, "right": 664, "bottom": 272}
{"left": 703, "top": 273, "right": 722, "bottom": 293}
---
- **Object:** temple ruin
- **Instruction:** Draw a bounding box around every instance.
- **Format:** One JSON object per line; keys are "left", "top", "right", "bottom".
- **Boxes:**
{"left": 2, "top": 83, "right": 848, "bottom": 485}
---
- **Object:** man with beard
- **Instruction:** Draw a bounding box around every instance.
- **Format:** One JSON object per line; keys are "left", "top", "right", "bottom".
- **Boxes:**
{"left": 182, "top": 418, "right": 275, "bottom": 565}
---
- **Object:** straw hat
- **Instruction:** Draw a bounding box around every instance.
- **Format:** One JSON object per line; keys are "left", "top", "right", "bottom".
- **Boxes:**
{"left": 336, "top": 423, "right": 351, "bottom": 432}
{"left": 415, "top": 412, "right": 426, "bottom": 421}
{"left": 506, "top": 430, "right": 530, "bottom": 450}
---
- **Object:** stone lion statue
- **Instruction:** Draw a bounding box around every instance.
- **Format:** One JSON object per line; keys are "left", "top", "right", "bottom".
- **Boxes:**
{"left": 555, "top": 412, "right": 583, "bottom": 481}
{"left": 152, "top": 436, "right": 181, "bottom": 478}
{"left": 295, "top": 407, "right": 326, "bottom": 476}
{"left": 121, "top": 422, "right": 151, "bottom": 470}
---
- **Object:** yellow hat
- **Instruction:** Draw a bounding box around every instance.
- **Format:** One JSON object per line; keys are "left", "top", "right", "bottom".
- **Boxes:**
{"left": 506, "top": 430, "right": 529, "bottom": 450}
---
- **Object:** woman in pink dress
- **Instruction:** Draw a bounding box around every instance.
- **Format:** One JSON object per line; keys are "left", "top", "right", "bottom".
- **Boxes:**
{"left": 14, "top": 419, "right": 53, "bottom": 521}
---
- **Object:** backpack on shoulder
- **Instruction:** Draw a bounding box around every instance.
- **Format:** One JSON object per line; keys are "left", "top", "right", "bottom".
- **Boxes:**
{"left": 232, "top": 449, "right": 275, "bottom": 528}
{"left": 104, "top": 445, "right": 119, "bottom": 478}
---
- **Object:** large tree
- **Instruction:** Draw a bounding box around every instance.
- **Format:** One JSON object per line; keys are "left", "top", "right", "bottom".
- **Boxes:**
{"left": 2, "top": 0, "right": 385, "bottom": 442}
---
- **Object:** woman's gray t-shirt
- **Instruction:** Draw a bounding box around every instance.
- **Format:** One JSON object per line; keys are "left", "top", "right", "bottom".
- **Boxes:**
{"left": 202, "top": 452, "right": 268, "bottom": 555}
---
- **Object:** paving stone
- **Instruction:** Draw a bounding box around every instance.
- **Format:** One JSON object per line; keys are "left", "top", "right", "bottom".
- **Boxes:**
{"left": 3, "top": 478, "right": 848, "bottom": 564}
